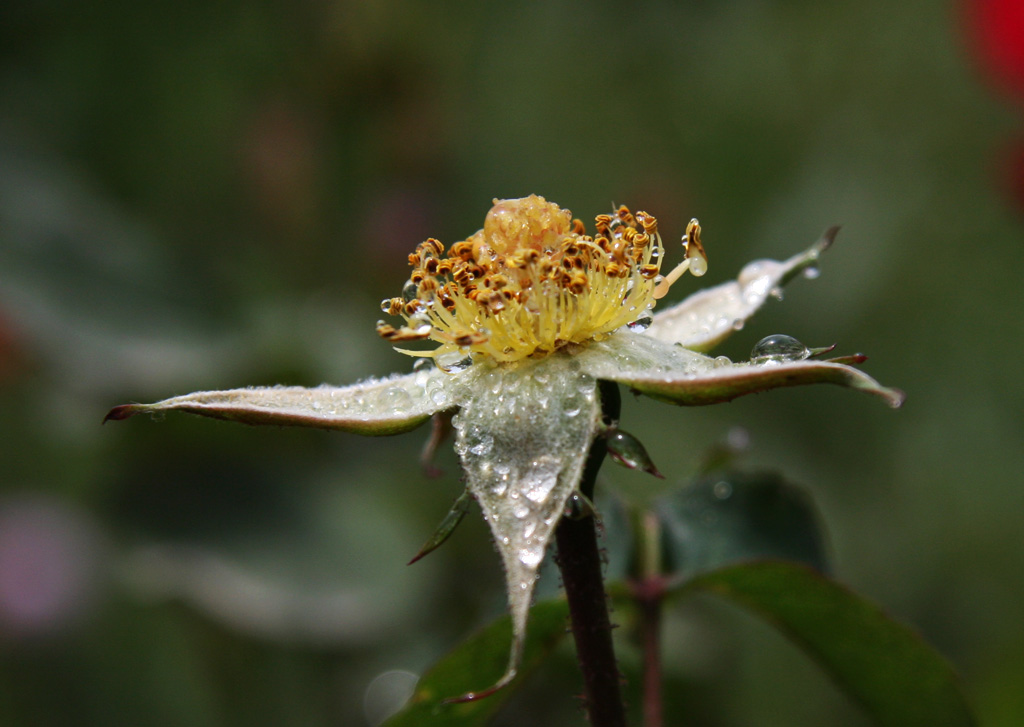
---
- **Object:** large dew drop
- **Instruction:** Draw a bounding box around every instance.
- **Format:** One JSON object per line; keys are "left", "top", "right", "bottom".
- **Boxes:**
{"left": 750, "top": 334, "right": 810, "bottom": 364}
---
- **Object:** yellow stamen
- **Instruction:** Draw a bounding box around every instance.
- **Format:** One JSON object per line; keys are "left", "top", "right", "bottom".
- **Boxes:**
{"left": 380, "top": 196, "right": 707, "bottom": 363}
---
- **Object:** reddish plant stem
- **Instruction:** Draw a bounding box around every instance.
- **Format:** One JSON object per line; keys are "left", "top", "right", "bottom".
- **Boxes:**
{"left": 633, "top": 510, "right": 666, "bottom": 727}
{"left": 634, "top": 578, "right": 665, "bottom": 727}
{"left": 554, "top": 381, "right": 628, "bottom": 727}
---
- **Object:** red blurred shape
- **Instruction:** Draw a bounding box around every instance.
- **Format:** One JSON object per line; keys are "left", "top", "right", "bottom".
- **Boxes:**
{"left": 965, "top": 0, "right": 1024, "bottom": 100}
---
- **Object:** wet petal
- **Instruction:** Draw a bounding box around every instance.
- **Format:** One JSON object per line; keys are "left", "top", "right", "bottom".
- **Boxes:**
{"left": 577, "top": 332, "right": 905, "bottom": 409}
{"left": 447, "top": 353, "right": 601, "bottom": 698}
{"left": 646, "top": 227, "right": 837, "bottom": 351}
{"left": 104, "top": 369, "right": 453, "bottom": 436}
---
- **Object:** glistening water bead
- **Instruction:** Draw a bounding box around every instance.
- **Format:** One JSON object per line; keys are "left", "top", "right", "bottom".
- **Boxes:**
{"left": 750, "top": 334, "right": 811, "bottom": 364}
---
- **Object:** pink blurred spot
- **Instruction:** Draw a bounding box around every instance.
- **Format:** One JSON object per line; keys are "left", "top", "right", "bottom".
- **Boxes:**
{"left": 0, "top": 497, "right": 104, "bottom": 638}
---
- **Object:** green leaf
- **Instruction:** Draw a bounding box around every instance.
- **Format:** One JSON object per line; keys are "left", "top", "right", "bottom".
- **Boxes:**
{"left": 383, "top": 598, "right": 570, "bottom": 727}
{"left": 658, "top": 472, "right": 828, "bottom": 581}
{"left": 686, "top": 561, "right": 976, "bottom": 727}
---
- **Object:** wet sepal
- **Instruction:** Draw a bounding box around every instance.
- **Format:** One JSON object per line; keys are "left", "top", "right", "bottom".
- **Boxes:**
{"left": 576, "top": 332, "right": 906, "bottom": 409}
{"left": 646, "top": 227, "right": 838, "bottom": 351}
{"left": 103, "top": 369, "right": 453, "bottom": 436}
{"left": 446, "top": 353, "right": 602, "bottom": 701}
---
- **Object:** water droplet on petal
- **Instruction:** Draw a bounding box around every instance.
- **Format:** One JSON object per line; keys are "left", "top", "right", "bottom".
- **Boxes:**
{"left": 518, "top": 547, "right": 543, "bottom": 567}
{"left": 437, "top": 352, "right": 472, "bottom": 373}
{"left": 769, "top": 286, "right": 784, "bottom": 301}
{"left": 803, "top": 265, "right": 821, "bottom": 280}
{"left": 732, "top": 319, "right": 745, "bottom": 331}
{"left": 469, "top": 434, "right": 494, "bottom": 456}
{"left": 401, "top": 280, "right": 418, "bottom": 302}
{"left": 413, "top": 358, "right": 432, "bottom": 372}
{"left": 713, "top": 480, "right": 733, "bottom": 500}
{"left": 627, "top": 312, "right": 654, "bottom": 332}
{"left": 750, "top": 334, "right": 810, "bottom": 364}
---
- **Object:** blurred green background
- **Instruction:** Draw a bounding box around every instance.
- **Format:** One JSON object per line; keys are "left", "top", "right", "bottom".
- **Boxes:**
{"left": 1, "top": 0, "right": 1022, "bottom": 725}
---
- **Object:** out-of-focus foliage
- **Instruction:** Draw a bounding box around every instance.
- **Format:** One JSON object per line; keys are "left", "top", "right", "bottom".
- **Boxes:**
{"left": 1, "top": 0, "right": 1022, "bottom": 725}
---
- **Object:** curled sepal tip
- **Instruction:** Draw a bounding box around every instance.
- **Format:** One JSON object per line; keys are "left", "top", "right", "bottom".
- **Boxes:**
{"left": 407, "top": 490, "right": 472, "bottom": 565}
{"left": 442, "top": 669, "right": 518, "bottom": 705}
{"left": 604, "top": 428, "right": 665, "bottom": 479}
{"left": 103, "top": 404, "right": 141, "bottom": 423}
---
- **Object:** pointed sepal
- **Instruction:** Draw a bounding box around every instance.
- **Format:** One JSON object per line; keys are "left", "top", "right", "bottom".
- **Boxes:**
{"left": 104, "top": 369, "right": 454, "bottom": 436}
{"left": 646, "top": 227, "right": 838, "bottom": 351}
{"left": 446, "top": 353, "right": 602, "bottom": 699}
{"left": 577, "top": 332, "right": 905, "bottom": 409}
{"left": 408, "top": 490, "right": 472, "bottom": 565}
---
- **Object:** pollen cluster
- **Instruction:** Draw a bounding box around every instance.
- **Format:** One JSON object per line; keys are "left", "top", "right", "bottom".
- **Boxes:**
{"left": 377, "top": 195, "right": 705, "bottom": 364}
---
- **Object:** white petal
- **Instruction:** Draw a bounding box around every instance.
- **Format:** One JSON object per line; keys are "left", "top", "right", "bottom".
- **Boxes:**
{"left": 646, "top": 230, "right": 834, "bottom": 351}
{"left": 104, "top": 368, "right": 453, "bottom": 435}
{"left": 448, "top": 353, "right": 601, "bottom": 694}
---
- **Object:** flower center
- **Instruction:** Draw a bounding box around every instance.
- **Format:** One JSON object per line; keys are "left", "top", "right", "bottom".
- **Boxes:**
{"left": 377, "top": 195, "right": 706, "bottom": 364}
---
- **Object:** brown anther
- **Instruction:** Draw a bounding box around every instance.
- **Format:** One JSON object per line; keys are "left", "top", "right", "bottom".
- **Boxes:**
{"left": 490, "top": 274, "right": 509, "bottom": 289}
{"left": 636, "top": 211, "right": 658, "bottom": 235}
{"left": 594, "top": 214, "right": 612, "bottom": 235}
{"left": 410, "top": 269, "right": 425, "bottom": 284}
{"left": 408, "top": 252, "right": 421, "bottom": 267}
{"left": 571, "top": 218, "right": 586, "bottom": 235}
{"left": 403, "top": 300, "right": 424, "bottom": 316}
{"left": 452, "top": 264, "right": 472, "bottom": 285}
{"left": 606, "top": 262, "right": 622, "bottom": 277}
{"left": 567, "top": 271, "right": 588, "bottom": 294}
{"left": 419, "top": 278, "right": 438, "bottom": 293}
{"left": 425, "top": 238, "right": 444, "bottom": 256}
{"left": 386, "top": 298, "right": 404, "bottom": 316}
{"left": 451, "top": 331, "right": 488, "bottom": 347}
{"left": 616, "top": 205, "right": 635, "bottom": 225}
{"left": 486, "top": 294, "right": 506, "bottom": 313}
{"left": 424, "top": 258, "right": 440, "bottom": 275}
{"left": 436, "top": 260, "right": 453, "bottom": 277}
{"left": 376, "top": 322, "right": 399, "bottom": 339}
{"left": 438, "top": 290, "right": 456, "bottom": 311}
{"left": 640, "top": 264, "right": 660, "bottom": 279}
{"left": 450, "top": 240, "right": 475, "bottom": 261}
